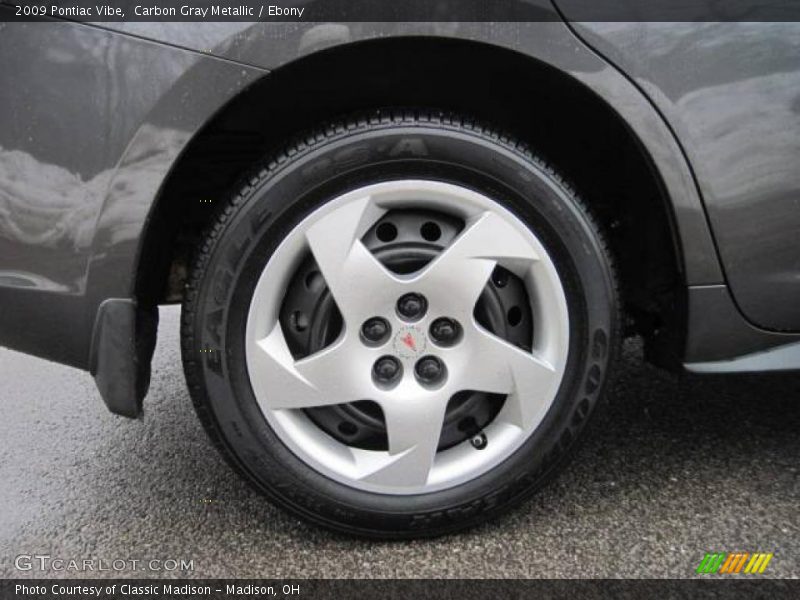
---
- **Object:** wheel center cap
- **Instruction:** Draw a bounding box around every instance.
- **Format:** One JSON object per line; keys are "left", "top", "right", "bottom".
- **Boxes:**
{"left": 393, "top": 325, "right": 427, "bottom": 359}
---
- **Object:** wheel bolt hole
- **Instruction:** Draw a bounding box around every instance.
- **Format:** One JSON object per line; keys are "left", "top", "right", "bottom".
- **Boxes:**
{"left": 337, "top": 421, "right": 358, "bottom": 437}
{"left": 420, "top": 221, "right": 442, "bottom": 242}
{"left": 507, "top": 306, "right": 522, "bottom": 327}
{"left": 376, "top": 222, "right": 398, "bottom": 242}
{"left": 291, "top": 310, "right": 309, "bottom": 332}
{"left": 492, "top": 268, "right": 510, "bottom": 288}
{"left": 304, "top": 270, "right": 324, "bottom": 292}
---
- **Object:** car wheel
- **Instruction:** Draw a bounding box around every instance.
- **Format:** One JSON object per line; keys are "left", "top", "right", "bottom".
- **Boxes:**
{"left": 181, "top": 110, "right": 619, "bottom": 537}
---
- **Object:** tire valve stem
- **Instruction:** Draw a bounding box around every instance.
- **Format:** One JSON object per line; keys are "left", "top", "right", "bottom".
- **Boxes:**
{"left": 470, "top": 432, "right": 488, "bottom": 450}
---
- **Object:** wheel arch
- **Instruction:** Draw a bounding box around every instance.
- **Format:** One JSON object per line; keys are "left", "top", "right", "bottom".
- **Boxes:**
{"left": 136, "top": 36, "right": 713, "bottom": 364}
{"left": 111, "top": 32, "right": 730, "bottom": 419}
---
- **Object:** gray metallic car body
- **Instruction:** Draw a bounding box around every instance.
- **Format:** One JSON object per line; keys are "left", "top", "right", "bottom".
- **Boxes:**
{"left": 1, "top": 4, "right": 799, "bottom": 416}
{"left": 572, "top": 22, "right": 800, "bottom": 331}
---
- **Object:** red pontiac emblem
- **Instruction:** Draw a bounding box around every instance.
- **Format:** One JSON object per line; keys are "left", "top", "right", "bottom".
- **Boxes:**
{"left": 393, "top": 326, "right": 426, "bottom": 358}
{"left": 401, "top": 332, "right": 417, "bottom": 351}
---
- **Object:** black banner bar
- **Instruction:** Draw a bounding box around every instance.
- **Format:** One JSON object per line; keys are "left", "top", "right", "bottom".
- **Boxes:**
{"left": 2, "top": 0, "right": 800, "bottom": 22}
{"left": 2, "top": 579, "right": 800, "bottom": 600}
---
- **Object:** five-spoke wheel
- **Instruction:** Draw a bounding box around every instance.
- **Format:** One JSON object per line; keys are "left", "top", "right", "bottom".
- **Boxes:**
{"left": 245, "top": 181, "right": 569, "bottom": 494}
{"left": 182, "top": 112, "right": 617, "bottom": 536}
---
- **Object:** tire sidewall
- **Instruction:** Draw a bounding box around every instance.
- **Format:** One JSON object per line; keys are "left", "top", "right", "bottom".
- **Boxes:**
{"left": 185, "top": 120, "right": 617, "bottom": 536}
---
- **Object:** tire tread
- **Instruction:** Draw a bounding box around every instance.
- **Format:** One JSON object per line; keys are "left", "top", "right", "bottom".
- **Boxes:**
{"left": 181, "top": 108, "right": 621, "bottom": 538}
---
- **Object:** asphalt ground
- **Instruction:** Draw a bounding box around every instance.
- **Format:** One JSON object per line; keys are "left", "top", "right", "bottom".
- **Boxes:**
{"left": 1, "top": 306, "right": 798, "bottom": 579}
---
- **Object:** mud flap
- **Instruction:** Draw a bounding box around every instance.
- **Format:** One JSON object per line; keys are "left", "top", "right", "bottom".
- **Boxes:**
{"left": 89, "top": 299, "right": 158, "bottom": 418}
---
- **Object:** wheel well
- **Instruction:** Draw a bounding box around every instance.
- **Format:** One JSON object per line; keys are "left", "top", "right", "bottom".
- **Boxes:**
{"left": 136, "top": 36, "right": 684, "bottom": 364}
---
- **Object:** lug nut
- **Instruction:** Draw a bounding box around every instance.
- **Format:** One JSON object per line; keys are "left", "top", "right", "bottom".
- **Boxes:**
{"left": 373, "top": 356, "right": 402, "bottom": 386}
{"left": 396, "top": 293, "right": 427, "bottom": 321}
{"left": 430, "top": 317, "right": 461, "bottom": 346}
{"left": 361, "top": 317, "right": 390, "bottom": 345}
{"left": 415, "top": 355, "right": 446, "bottom": 386}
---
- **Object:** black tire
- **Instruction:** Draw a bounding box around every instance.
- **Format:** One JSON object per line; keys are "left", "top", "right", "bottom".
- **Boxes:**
{"left": 181, "top": 110, "right": 619, "bottom": 538}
